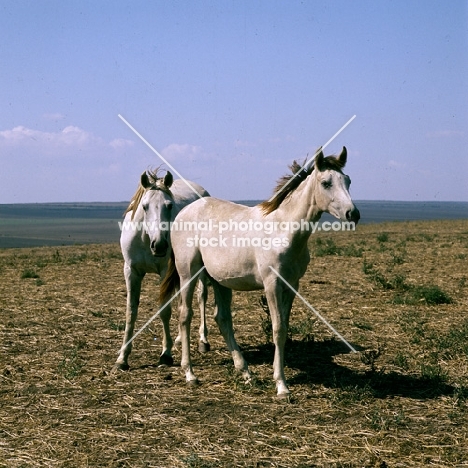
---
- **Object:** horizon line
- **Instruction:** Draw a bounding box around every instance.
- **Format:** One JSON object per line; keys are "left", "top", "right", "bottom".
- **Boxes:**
{"left": 1, "top": 199, "right": 468, "bottom": 206}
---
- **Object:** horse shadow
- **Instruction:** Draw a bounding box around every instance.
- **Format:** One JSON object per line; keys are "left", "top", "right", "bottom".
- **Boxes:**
{"left": 241, "top": 338, "right": 455, "bottom": 400}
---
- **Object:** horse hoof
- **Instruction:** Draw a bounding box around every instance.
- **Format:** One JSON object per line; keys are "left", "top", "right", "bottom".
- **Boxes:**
{"left": 112, "top": 362, "right": 129, "bottom": 373}
{"left": 158, "top": 354, "right": 174, "bottom": 367}
{"left": 187, "top": 378, "right": 200, "bottom": 387}
{"left": 242, "top": 371, "right": 253, "bottom": 383}
{"left": 198, "top": 342, "right": 211, "bottom": 353}
{"left": 276, "top": 393, "right": 292, "bottom": 402}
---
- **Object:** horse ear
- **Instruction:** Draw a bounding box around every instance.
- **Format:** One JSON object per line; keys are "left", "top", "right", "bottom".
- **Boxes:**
{"left": 163, "top": 171, "right": 173, "bottom": 188}
{"left": 141, "top": 171, "right": 152, "bottom": 189}
{"left": 314, "top": 148, "right": 326, "bottom": 171}
{"left": 338, "top": 146, "right": 347, "bottom": 167}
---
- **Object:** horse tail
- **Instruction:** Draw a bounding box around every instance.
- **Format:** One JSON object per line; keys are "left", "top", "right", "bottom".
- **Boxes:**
{"left": 160, "top": 250, "right": 180, "bottom": 305}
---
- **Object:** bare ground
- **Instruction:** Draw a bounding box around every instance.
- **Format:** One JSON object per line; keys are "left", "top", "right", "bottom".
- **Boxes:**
{"left": 1, "top": 220, "right": 467, "bottom": 467}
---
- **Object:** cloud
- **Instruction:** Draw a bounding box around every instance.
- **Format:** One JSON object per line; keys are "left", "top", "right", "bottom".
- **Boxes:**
{"left": 234, "top": 134, "right": 296, "bottom": 148}
{"left": 234, "top": 139, "right": 258, "bottom": 148}
{"left": 426, "top": 129, "right": 464, "bottom": 138}
{"left": 60, "top": 125, "right": 100, "bottom": 146}
{"left": 161, "top": 143, "right": 205, "bottom": 162}
{"left": 0, "top": 125, "right": 100, "bottom": 148}
{"left": 42, "top": 112, "right": 66, "bottom": 121}
{"left": 109, "top": 138, "right": 134, "bottom": 149}
{"left": 388, "top": 159, "right": 406, "bottom": 169}
{"left": 0, "top": 123, "right": 145, "bottom": 202}
{"left": 0, "top": 125, "right": 133, "bottom": 152}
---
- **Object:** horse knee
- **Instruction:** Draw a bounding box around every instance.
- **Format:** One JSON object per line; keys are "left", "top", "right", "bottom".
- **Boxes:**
{"left": 214, "top": 305, "right": 230, "bottom": 325}
{"left": 159, "top": 305, "right": 171, "bottom": 321}
{"left": 179, "top": 307, "right": 194, "bottom": 327}
{"left": 272, "top": 321, "right": 288, "bottom": 344}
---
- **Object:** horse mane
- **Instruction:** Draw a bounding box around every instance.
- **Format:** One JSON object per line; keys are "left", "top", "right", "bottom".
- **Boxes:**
{"left": 258, "top": 155, "right": 345, "bottom": 215}
{"left": 124, "top": 168, "right": 173, "bottom": 220}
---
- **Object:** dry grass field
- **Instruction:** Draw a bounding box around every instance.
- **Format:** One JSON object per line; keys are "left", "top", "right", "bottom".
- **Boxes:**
{"left": 1, "top": 220, "right": 467, "bottom": 467}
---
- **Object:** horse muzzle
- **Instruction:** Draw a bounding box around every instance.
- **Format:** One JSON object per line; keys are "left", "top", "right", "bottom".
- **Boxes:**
{"left": 150, "top": 238, "right": 169, "bottom": 257}
{"left": 346, "top": 206, "right": 360, "bottom": 224}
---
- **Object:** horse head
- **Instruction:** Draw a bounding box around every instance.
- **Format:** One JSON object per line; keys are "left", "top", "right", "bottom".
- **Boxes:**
{"left": 312, "top": 147, "right": 360, "bottom": 223}
{"left": 140, "top": 170, "right": 174, "bottom": 257}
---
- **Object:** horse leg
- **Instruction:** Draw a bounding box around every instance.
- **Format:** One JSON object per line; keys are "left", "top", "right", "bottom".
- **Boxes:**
{"left": 158, "top": 302, "right": 174, "bottom": 366}
{"left": 178, "top": 272, "right": 199, "bottom": 385}
{"left": 174, "top": 278, "right": 210, "bottom": 352}
{"left": 196, "top": 276, "right": 210, "bottom": 353}
{"left": 265, "top": 280, "right": 296, "bottom": 396}
{"left": 114, "top": 264, "right": 144, "bottom": 371}
{"left": 212, "top": 281, "right": 251, "bottom": 382}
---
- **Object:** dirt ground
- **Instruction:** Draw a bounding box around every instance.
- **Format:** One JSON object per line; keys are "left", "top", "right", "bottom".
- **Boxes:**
{"left": 1, "top": 220, "right": 467, "bottom": 467}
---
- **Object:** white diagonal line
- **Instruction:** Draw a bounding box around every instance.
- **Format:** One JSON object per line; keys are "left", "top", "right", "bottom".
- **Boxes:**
{"left": 267, "top": 114, "right": 356, "bottom": 202}
{"left": 308, "top": 114, "right": 356, "bottom": 168}
{"left": 118, "top": 114, "right": 205, "bottom": 200}
{"left": 118, "top": 265, "right": 206, "bottom": 354}
{"left": 269, "top": 266, "right": 357, "bottom": 353}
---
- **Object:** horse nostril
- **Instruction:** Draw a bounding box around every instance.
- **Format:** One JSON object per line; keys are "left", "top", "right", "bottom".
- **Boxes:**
{"left": 150, "top": 238, "right": 168, "bottom": 255}
{"left": 346, "top": 208, "right": 360, "bottom": 223}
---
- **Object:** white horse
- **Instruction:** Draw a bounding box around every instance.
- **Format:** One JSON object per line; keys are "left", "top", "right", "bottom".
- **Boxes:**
{"left": 161, "top": 148, "right": 360, "bottom": 396}
{"left": 114, "top": 169, "right": 211, "bottom": 371}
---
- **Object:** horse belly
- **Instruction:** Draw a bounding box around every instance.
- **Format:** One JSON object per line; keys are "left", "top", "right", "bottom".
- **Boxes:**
{"left": 215, "top": 274, "right": 264, "bottom": 291}
{"left": 203, "top": 256, "right": 263, "bottom": 291}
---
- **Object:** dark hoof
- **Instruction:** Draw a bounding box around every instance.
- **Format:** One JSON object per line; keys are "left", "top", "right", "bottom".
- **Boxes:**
{"left": 276, "top": 393, "right": 292, "bottom": 403}
{"left": 187, "top": 378, "right": 200, "bottom": 387}
{"left": 158, "top": 354, "right": 174, "bottom": 367}
{"left": 198, "top": 342, "right": 211, "bottom": 353}
{"left": 112, "top": 362, "right": 129, "bottom": 373}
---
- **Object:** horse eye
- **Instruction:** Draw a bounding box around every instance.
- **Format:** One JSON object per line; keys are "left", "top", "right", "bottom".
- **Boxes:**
{"left": 142, "top": 204, "right": 148, "bottom": 212}
{"left": 321, "top": 180, "right": 332, "bottom": 189}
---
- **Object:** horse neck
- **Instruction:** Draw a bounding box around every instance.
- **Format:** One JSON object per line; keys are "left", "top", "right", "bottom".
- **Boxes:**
{"left": 273, "top": 174, "right": 321, "bottom": 223}
{"left": 269, "top": 174, "right": 322, "bottom": 245}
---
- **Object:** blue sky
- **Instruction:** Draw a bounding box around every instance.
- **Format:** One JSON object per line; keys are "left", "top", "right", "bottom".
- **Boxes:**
{"left": 0, "top": 0, "right": 467, "bottom": 203}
